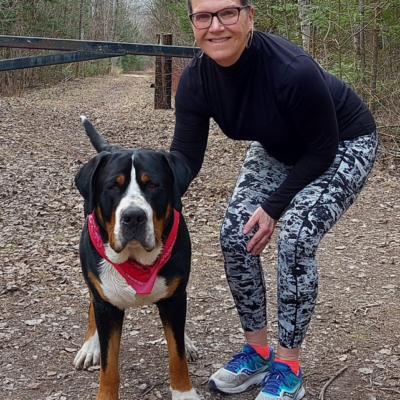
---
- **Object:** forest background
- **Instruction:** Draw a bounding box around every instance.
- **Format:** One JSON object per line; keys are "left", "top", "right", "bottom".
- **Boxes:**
{"left": 0, "top": 0, "right": 400, "bottom": 140}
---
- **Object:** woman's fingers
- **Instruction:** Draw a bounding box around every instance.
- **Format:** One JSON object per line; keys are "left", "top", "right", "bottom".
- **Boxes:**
{"left": 246, "top": 225, "right": 273, "bottom": 255}
{"left": 244, "top": 207, "right": 277, "bottom": 255}
{"left": 243, "top": 211, "right": 258, "bottom": 235}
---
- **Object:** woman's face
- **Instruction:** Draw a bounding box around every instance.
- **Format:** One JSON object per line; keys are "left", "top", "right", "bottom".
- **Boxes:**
{"left": 190, "top": 0, "right": 254, "bottom": 67}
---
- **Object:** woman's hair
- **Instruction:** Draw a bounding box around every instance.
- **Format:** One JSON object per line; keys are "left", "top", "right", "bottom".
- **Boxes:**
{"left": 187, "top": 0, "right": 253, "bottom": 14}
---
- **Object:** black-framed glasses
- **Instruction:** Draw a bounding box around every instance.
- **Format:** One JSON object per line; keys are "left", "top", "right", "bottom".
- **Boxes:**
{"left": 189, "top": 6, "right": 250, "bottom": 30}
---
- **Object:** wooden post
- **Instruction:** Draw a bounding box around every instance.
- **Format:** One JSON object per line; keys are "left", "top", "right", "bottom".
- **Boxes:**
{"left": 163, "top": 33, "right": 172, "bottom": 109}
{"left": 154, "top": 33, "right": 172, "bottom": 109}
{"left": 155, "top": 34, "right": 162, "bottom": 109}
{"left": 155, "top": 34, "right": 163, "bottom": 109}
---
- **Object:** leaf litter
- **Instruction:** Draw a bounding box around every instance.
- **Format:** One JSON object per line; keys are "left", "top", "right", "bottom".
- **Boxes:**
{"left": 0, "top": 72, "right": 400, "bottom": 399}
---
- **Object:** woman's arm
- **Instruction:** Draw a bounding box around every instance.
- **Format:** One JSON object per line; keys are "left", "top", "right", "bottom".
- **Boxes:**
{"left": 170, "top": 66, "right": 210, "bottom": 179}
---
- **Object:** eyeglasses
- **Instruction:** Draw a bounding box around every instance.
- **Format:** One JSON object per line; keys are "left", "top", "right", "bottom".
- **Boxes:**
{"left": 189, "top": 6, "right": 250, "bottom": 30}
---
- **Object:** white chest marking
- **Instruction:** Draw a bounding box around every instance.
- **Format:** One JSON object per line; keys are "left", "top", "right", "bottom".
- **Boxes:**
{"left": 99, "top": 259, "right": 169, "bottom": 310}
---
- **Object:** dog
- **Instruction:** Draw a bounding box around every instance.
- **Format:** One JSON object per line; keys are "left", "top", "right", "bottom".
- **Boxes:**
{"left": 73, "top": 116, "right": 200, "bottom": 400}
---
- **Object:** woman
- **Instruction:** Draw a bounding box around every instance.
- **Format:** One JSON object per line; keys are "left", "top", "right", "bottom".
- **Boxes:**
{"left": 170, "top": 0, "right": 377, "bottom": 399}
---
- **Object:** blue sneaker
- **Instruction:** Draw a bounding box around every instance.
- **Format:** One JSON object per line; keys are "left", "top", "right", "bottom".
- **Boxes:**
{"left": 209, "top": 344, "right": 274, "bottom": 394}
{"left": 255, "top": 361, "right": 305, "bottom": 399}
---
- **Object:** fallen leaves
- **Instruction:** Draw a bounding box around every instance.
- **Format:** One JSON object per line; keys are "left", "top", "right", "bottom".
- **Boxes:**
{"left": 1, "top": 73, "right": 400, "bottom": 400}
{"left": 24, "top": 319, "right": 43, "bottom": 326}
{"left": 359, "top": 368, "right": 374, "bottom": 375}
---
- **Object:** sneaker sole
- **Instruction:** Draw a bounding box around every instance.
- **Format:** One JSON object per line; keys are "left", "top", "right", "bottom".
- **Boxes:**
{"left": 255, "top": 384, "right": 306, "bottom": 400}
{"left": 296, "top": 385, "right": 306, "bottom": 400}
{"left": 209, "top": 372, "right": 268, "bottom": 394}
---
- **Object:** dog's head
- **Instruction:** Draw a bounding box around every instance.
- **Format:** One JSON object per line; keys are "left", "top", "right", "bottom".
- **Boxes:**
{"left": 75, "top": 117, "right": 192, "bottom": 259}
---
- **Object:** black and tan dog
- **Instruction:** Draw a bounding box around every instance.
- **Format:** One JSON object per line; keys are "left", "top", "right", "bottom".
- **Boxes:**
{"left": 74, "top": 117, "right": 200, "bottom": 400}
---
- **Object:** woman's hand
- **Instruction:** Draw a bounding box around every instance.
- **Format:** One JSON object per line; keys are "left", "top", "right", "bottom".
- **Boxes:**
{"left": 243, "top": 207, "right": 277, "bottom": 256}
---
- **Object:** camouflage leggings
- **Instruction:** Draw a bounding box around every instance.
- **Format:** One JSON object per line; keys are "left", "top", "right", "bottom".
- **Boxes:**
{"left": 220, "top": 131, "right": 378, "bottom": 348}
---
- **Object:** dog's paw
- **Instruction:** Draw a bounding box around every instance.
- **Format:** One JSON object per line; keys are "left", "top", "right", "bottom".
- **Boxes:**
{"left": 185, "top": 334, "right": 199, "bottom": 362}
{"left": 74, "top": 330, "right": 101, "bottom": 370}
{"left": 171, "top": 388, "right": 202, "bottom": 400}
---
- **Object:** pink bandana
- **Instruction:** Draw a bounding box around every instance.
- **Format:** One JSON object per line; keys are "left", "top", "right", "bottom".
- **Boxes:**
{"left": 87, "top": 209, "right": 179, "bottom": 294}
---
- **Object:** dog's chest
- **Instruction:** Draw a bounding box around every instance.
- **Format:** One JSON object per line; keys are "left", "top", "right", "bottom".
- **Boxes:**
{"left": 98, "top": 259, "right": 169, "bottom": 309}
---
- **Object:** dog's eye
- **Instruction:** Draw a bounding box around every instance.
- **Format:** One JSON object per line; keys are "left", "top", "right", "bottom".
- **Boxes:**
{"left": 148, "top": 182, "right": 157, "bottom": 189}
{"left": 109, "top": 175, "right": 125, "bottom": 191}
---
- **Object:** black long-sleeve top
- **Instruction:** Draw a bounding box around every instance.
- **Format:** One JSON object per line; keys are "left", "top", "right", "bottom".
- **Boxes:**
{"left": 171, "top": 32, "right": 376, "bottom": 220}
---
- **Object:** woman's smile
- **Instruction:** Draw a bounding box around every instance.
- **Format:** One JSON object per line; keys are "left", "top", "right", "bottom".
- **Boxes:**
{"left": 208, "top": 37, "right": 230, "bottom": 43}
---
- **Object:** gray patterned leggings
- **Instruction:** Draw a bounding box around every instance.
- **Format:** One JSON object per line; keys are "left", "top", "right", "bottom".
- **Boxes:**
{"left": 220, "top": 131, "right": 378, "bottom": 349}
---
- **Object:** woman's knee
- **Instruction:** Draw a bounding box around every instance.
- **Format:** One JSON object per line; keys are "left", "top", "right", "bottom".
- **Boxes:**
{"left": 220, "top": 220, "right": 248, "bottom": 256}
{"left": 220, "top": 207, "right": 251, "bottom": 255}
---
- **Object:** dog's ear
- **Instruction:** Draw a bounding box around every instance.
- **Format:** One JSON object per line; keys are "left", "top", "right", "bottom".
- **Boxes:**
{"left": 160, "top": 151, "right": 192, "bottom": 212}
{"left": 75, "top": 152, "right": 109, "bottom": 215}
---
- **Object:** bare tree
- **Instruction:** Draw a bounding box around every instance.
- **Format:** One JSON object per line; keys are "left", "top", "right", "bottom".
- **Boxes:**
{"left": 370, "top": 3, "right": 381, "bottom": 113}
{"left": 298, "top": 0, "right": 311, "bottom": 53}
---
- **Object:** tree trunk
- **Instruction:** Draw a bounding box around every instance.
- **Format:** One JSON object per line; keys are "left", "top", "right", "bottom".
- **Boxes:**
{"left": 298, "top": 0, "right": 311, "bottom": 53}
{"left": 370, "top": 6, "right": 381, "bottom": 113}
{"left": 111, "top": 0, "right": 119, "bottom": 74}
{"left": 337, "top": 0, "right": 342, "bottom": 79}
{"left": 323, "top": 0, "right": 332, "bottom": 70}
{"left": 283, "top": 0, "right": 290, "bottom": 40}
{"left": 79, "top": 0, "right": 84, "bottom": 40}
{"left": 358, "top": 0, "right": 366, "bottom": 97}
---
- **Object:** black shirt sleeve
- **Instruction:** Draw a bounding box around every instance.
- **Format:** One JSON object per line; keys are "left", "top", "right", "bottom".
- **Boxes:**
{"left": 170, "top": 66, "right": 210, "bottom": 179}
{"left": 261, "top": 56, "right": 339, "bottom": 220}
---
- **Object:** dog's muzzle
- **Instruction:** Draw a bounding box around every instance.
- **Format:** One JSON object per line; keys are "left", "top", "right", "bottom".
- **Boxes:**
{"left": 117, "top": 206, "right": 155, "bottom": 251}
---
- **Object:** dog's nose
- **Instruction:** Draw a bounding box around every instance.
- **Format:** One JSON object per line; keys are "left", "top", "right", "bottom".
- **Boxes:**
{"left": 121, "top": 207, "right": 147, "bottom": 229}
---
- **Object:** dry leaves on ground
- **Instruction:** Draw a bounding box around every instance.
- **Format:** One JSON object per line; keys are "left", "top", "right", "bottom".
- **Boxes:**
{"left": 0, "top": 73, "right": 400, "bottom": 400}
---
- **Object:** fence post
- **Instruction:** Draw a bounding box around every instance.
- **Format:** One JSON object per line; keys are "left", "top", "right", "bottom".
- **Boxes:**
{"left": 154, "top": 33, "right": 172, "bottom": 109}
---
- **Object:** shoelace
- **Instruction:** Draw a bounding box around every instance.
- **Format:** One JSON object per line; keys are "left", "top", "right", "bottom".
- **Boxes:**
{"left": 260, "top": 367, "right": 292, "bottom": 394}
{"left": 225, "top": 351, "right": 258, "bottom": 372}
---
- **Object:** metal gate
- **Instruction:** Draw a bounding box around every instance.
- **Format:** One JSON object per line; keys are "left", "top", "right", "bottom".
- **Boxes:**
{"left": 0, "top": 35, "right": 198, "bottom": 108}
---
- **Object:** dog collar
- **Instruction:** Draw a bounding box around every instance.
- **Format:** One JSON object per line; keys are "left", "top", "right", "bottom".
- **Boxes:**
{"left": 87, "top": 209, "right": 179, "bottom": 295}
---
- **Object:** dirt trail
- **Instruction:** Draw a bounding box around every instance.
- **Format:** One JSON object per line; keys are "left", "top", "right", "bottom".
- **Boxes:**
{"left": 0, "top": 73, "right": 400, "bottom": 400}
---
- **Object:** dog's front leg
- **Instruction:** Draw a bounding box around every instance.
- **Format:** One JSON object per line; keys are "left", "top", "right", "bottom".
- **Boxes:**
{"left": 93, "top": 296, "right": 124, "bottom": 400}
{"left": 157, "top": 293, "right": 200, "bottom": 400}
{"left": 75, "top": 292, "right": 101, "bottom": 370}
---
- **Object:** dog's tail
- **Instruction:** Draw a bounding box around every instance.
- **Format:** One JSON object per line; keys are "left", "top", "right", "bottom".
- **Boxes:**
{"left": 80, "top": 115, "right": 111, "bottom": 153}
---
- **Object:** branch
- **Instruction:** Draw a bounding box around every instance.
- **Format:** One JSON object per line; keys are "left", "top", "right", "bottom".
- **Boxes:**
{"left": 378, "top": 125, "right": 400, "bottom": 130}
{"left": 380, "top": 388, "right": 400, "bottom": 395}
{"left": 339, "top": 3, "right": 389, "bottom": 48}
{"left": 319, "top": 366, "right": 348, "bottom": 400}
{"left": 263, "top": 1, "right": 390, "bottom": 51}
{"left": 142, "top": 379, "right": 166, "bottom": 396}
